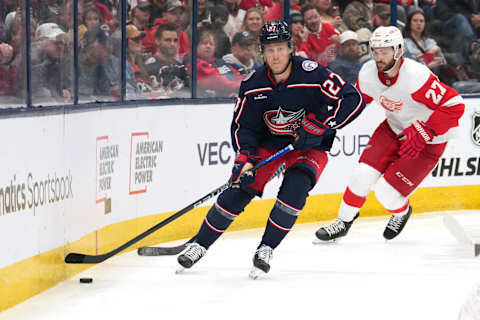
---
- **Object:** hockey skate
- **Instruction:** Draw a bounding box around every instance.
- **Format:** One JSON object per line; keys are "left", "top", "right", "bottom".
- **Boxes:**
{"left": 249, "top": 244, "right": 273, "bottom": 280}
{"left": 383, "top": 206, "right": 412, "bottom": 240}
{"left": 314, "top": 212, "right": 359, "bottom": 243}
{"left": 176, "top": 243, "right": 206, "bottom": 273}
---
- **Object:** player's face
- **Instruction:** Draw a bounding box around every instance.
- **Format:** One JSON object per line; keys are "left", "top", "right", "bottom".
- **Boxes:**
{"left": 372, "top": 47, "right": 395, "bottom": 72}
{"left": 263, "top": 42, "right": 291, "bottom": 73}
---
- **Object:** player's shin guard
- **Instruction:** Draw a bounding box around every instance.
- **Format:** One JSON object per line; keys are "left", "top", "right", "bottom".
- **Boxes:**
{"left": 194, "top": 187, "right": 254, "bottom": 249}
{"left": 259, "top": 168, "right": 311, "bottom": 249}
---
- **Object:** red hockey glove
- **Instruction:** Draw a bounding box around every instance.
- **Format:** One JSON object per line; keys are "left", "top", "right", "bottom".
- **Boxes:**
{"left": 294, "top": 113, "right": 330, "bottom": 151}
{"left": 398, "top": 120, "right": 435, "bottom": 159}
{"left": 230, "top": 150, "right": 260, "bottom": 188}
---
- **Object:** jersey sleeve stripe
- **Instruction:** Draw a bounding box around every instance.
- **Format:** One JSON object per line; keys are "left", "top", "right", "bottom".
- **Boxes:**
{"left": 244, "top": 87, "right": 273, "bottom": 96}
{"left": 233, "top": 96, "right": 247, "bottom": 150}
{"left": 441, "top": 96, "right": 464, "bottom": 107}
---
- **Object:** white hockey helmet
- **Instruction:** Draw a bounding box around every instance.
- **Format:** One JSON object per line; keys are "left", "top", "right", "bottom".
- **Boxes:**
{"left": 369, "top": 26, "right": 404, "bottom": 60}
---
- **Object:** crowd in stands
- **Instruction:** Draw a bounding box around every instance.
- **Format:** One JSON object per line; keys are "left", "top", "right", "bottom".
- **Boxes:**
{"left": 2, "top": 0, "right": 480, "bottom": 106}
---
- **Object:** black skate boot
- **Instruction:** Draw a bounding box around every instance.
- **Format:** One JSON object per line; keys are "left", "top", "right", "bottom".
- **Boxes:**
{"left": 383, "top": 206, "right": 412, "bottom": 240}
{"left": 314, "top": 212, "right": 359, "bottom": 242}
{"left": 249, "top": 244, "right": 273, "bottom": 279}
{"left": 177, "top": 243, "right": 206, "bottom": 272}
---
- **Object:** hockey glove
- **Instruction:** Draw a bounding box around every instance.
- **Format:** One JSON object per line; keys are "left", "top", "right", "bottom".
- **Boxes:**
{"left": 398, "top": 120, "right": 435, "bottom": 159}
{"left": 230, "top": 150, "right": 260, "bottom": 188}
{"left": 294, "top": 113, "right": 330, "bottom": 151}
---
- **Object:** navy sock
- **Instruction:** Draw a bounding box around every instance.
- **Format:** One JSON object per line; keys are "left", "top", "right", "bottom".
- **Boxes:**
{"left": 259, "top": 168, "right": 312, "bottom": 249}
{"left": 195, "top": 187, "right": 253, "bottom": 249}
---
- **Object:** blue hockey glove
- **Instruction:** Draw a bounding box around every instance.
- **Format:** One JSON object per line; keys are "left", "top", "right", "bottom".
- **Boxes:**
{"left": 230, "top": 150, "right": 260, "bottom": 188}
{"left": 294, "top": 113, "right": 330, "bottom": 151}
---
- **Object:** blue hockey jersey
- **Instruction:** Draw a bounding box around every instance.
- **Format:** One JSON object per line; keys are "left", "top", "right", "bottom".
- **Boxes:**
{"left": 231, "top": 56, "right": 366, "bottom": 155}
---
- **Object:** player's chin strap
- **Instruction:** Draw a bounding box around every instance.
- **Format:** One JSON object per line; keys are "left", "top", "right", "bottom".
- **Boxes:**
{"left": 383, "top": 49, "right": 403, "bottom": 74}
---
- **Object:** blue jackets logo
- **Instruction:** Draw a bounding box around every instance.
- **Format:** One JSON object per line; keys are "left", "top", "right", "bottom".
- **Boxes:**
{"left": 264, "top": 107, "right": 304, "bottom": 136}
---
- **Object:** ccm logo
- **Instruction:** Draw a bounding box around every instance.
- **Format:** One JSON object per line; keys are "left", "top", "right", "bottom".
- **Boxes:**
{"left": 395, "top": 171, "right": 414, "bottom": 187}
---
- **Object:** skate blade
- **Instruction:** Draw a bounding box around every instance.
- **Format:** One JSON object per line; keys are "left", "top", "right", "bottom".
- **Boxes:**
{"left": 249, "top": 267, "right": 266, "bottom": 280}
{"left": 175, "top": 266, "right": 186, "bottom": 274}
{"left": 312, "top": 237, "right": 340, "bottom": 245}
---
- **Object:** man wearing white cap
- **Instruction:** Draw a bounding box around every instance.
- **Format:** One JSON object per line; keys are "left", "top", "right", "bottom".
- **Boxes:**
{"left": 327, "top": 30, "right": 364, "bottom": 83}
{"left": 31, "top": 23, "right": 72, "bottom": 103}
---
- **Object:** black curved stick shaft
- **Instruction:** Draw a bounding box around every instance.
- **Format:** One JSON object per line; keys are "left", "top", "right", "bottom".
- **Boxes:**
{"left": 65, "top": 144, "right": 293, "bottom": 264}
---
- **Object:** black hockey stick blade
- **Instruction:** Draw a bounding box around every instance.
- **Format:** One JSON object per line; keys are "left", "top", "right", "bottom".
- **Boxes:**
{"left": 65, "top": 144, "right": 293, "bottom": 264}
{"left": 137, "top": 236, "right": 195, "bottom": 256}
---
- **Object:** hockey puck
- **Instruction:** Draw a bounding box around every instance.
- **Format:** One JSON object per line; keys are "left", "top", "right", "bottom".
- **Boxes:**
{"left": 79, "top": 277, "right": 93, "bottom": 283}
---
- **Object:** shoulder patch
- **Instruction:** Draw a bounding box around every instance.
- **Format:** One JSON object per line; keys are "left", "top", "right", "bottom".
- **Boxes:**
{"left": 302, "top": 60, "right": 318, "bottom": 72}
{"left": 242, "top": 69, "right": 256, "bottom": 82}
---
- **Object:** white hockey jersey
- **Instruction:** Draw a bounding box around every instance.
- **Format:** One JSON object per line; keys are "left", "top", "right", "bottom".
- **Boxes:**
{"left": 356, "top": 58, "right": 465, "bottom": 144}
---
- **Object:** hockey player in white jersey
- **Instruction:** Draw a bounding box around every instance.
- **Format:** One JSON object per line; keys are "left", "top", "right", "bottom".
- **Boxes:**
{"left": 315, "top": 26, "right": 465, "bottom": 241}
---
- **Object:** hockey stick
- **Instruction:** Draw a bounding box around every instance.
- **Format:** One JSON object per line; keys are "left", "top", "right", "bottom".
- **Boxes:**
{"left": 65, "top": 144, "right": 294, "bottom": 264}
{"left": 137, "top": 163, "right": 287, "bottom": 256}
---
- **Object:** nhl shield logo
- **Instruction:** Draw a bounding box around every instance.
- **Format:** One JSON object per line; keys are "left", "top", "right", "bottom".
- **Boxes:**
{"left": 472, "top": 112, "right": 480, "bottom": 146}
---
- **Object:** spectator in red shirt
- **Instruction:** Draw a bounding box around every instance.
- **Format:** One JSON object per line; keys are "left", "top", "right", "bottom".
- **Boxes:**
{"left": 290, "top": 11, "right": 307, "bottom": 51}
{"left": 265, "top": 0, "right": 301, "bottom": 22}
{"left": 195, "top": 27, "right": 243, "bottom": 98}
{"left": 297, "top": 4, "right": 339, "bottom": 66}
{"left": 239, "top": 0, "right": 273, "bottom": 11}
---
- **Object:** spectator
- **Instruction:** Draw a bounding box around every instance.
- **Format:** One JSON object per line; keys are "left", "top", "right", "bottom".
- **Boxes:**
{"left": 403, "top": 9, "right": 445, "bottom": 70}
{"left": 313, "top": 0, "right": 347, "bottom": 31}
{"left": 149, "top": 0, "right": 167, "bottom": 25}
{"left": 210, "top": 5, "right": 232, "bottom": 59}
{"left": 326, "top": 5, "right": 348, "bottom": 33}
{"left": 451, "top": 40, "right": 480, "bottom": 93}
{"left": 290, "top": 11, "right": 307, "bottom": 51}
{"left": 223, "top": 31, "right": 260, "bottom": 76}
{"left": 298, "top": 4, "right": 339, "bottom": 66}
{"left": 126, "top": 24, "right": 150, "bottom": 99}
{"left": 239, "top": 0, "right": 273, "bottom": 11}
{"left": 224, "top": 0, "right": 246, "bottom": 39}
{"left": 374, "top": 0, "right": 407, "bottom": 25}
{"left": 3, "top": 18, "right": 30, "bottom": 98}
{"left": 327, "top": 30, "right": 364, "bottom": 83}
{"left": 182, "top": 0, "right": 211, "bottom": 33}
{"left": 153, "top": 0, "right": 190, "bottom": 62}
{"left": 241, "top": 7, "right": 264, "bottom": 63}
{"left": 343, "top": 0, "right": 373, "bottom": 31}
{"left": 31, "top": 23, "right": 72, "bottom": 104}
{"left": 78, "top": 24, "right": 120, "bottom": 101}
{"left": 145, "top": 23, "right": 189, "bottom": 98}
{"left": 371, "top": 3, "right": 391, "bottom": 29}
{"left": 265, "top": 0, "right": 301, "bottom": 22}
{"left": 195, "top": 27, "right": 243, "bottom": 97}
{"left": 128, "top": 0, "right": 155, "bottom": 54}
{"left": 0, "top": 42, "right": 16, "bottom": 101}
{"left": 435, "top": 0, "right": 480, "bottom": 63}
{"left": 356, "top": 27, "right": 372, "bottom": 63}
{"left": 241, "top": 7, "right": 264, "bottom": 39}
{"left": 79, "top": 6, "right": 103, "bottom": 40}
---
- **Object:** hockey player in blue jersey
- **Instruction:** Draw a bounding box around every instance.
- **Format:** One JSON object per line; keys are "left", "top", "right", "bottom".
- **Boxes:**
{"left": 177, "top": 20, "right": 366, "bottom": 278}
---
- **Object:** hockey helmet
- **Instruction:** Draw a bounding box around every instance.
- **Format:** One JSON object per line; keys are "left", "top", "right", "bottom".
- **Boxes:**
{"left": 259, "top": 21, "right": 293, "bottom": 53}
{"left": 369, "top": 26, "right": 404, "bottom": 60}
